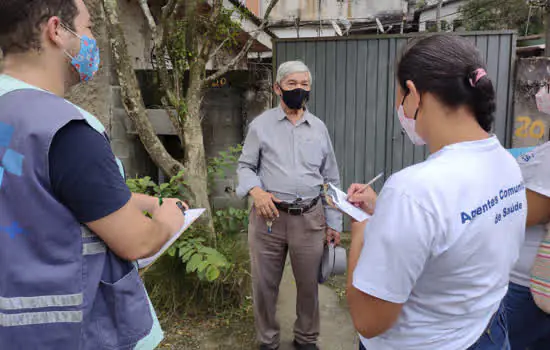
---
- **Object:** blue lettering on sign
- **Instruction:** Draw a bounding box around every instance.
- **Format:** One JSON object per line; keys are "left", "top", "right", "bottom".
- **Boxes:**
{"left": 520, "top": 152, "right": 535, "bottom": 163}
{"left": 461, "top": 183, "right": 525, "bottom": 224}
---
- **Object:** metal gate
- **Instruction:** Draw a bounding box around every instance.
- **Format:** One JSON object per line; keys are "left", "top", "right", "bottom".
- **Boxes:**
{"left": 273, "top": 31, "right": 516, "bottom": 193}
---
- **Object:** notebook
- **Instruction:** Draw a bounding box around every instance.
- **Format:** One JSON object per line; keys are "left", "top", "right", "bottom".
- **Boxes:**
{"left": 324, "top": 183, "right": 370, "bottom": 223}
{"left": 137, "top": 208, "right": 205, "bottom": 268}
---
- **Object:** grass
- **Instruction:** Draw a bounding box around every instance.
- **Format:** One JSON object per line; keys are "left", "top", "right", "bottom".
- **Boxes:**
{"left": 157, "top": 299, "right": 257, "bottom": 349}
{"left": 142, "top": 232, "right": 257, "bottom": 349}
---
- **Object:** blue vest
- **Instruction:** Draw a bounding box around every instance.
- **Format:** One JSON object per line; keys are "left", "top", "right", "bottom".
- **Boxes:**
{"left": 0, "top": 75, "right": 163, "bottom": 349}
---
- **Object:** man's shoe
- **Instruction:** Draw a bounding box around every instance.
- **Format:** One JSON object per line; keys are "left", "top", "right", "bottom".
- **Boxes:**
{"left": 292, "top": 339, "right": 319, "bottom": 350}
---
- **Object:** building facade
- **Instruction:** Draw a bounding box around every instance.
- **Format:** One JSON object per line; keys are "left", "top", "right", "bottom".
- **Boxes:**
{"left": 245, "top": 0, "right": 410, "bottom": 38}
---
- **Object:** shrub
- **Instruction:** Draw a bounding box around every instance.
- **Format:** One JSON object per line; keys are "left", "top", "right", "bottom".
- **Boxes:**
{"left": 126, "top": 145, "right": 250, "bottom": 314}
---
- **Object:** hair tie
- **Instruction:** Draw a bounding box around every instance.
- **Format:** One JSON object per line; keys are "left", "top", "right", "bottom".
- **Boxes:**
{"left": 469, "top": 68, "right": 487, "bottom": 87}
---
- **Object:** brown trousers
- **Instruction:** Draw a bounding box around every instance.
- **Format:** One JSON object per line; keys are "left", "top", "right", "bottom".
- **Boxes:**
{"left": 248, "top": 202, "right": 326, "bottom": 348}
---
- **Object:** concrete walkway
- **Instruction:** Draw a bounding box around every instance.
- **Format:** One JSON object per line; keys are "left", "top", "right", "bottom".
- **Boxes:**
{"left": 277, "top": 262, "right": 359, "bottom": 350}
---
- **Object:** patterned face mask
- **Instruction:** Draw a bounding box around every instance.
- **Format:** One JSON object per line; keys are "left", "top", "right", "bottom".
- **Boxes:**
{"left": 61, "top": 24, "right": 100, "bottom": 82}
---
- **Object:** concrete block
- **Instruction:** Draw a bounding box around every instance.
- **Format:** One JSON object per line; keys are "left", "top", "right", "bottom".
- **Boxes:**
{"left": 111, "top": 86, "right": 124, "bottom": 109}
{"left": 110, "top": 119, "right": 128, "bottom": 141}
{"left": 111, "top": 139, "right": 131, "bottom": 158}
{"left": 123, "top": 109, "right": 178, "bottom": 136}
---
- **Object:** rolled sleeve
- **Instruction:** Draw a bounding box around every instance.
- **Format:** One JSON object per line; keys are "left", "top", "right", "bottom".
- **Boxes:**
{"left": 236, "top": 123, "right": 263, "bottom": 198}
{"left": 352, "top": 187, "right": 439, "bottom": 303}
{"left": 320, "top": 127, "right": 343, "bottom": 232}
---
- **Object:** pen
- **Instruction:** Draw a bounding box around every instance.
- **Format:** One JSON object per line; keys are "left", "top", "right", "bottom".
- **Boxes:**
{"left": 176, "top": 201, "right": 187, "bottom": 215}
{"left": 362, "top": 172, "right": 384, "bottom": 191}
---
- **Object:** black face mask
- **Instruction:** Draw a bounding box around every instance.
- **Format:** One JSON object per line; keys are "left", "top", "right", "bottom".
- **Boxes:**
{"left": 279, "top": 86, "right": 310, "bottom": 110}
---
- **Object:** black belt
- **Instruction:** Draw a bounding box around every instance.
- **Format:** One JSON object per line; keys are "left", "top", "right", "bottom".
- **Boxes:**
{"left": 275, "top": 196, "right": 320, "bottom": 216}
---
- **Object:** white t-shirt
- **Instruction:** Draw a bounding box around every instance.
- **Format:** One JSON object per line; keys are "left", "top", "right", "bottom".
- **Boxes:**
{"left": 354, "top": 136, "right": 526, "bottom": 350}
{"left": 510, "top": 142, "right": 550, "bottom": 287}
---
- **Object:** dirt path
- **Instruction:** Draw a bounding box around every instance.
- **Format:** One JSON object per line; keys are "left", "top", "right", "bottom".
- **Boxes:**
{"left": 159, "top": 257, "right": 359, "bottom": 349}
{"left": 276, "top": 261, "right": 359, "bottom": 350}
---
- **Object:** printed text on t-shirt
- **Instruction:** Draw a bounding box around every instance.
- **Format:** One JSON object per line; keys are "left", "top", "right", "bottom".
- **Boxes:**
{"left": 460, "top": 183, "right": 525, "bottom": 225}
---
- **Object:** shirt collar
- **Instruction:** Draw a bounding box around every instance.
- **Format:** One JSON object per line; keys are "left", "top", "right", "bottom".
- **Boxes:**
{"left": 276, "top": 105, "right": 311, "bottom": 125}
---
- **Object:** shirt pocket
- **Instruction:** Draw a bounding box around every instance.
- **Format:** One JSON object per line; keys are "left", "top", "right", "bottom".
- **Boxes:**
{"left": 299, "top": 137, "right": 324, "bottom": 168}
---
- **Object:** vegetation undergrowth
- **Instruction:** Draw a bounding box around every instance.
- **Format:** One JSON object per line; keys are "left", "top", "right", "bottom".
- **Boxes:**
{"left": 126, "top": 145, "right": 251, "bottom": 320}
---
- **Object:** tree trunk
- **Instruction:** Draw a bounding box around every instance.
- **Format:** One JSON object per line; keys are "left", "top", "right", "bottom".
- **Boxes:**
{"left": 184, "top": 61, "right": 215, "bottom": 237}
{"left": 103, "top": 0, "right": 183, "bottom": 177}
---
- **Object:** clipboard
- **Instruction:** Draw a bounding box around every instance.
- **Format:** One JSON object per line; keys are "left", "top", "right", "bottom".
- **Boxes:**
{"left": 138, "top": 208, "right": 205, "bottom": 274}
{"left": 323, "top": 183, "right": 370, "bottom": 222}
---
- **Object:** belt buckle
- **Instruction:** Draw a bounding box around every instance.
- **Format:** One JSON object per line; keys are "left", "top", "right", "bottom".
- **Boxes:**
{"left": 289, "top": 207, "right": 304, "bottom": 216}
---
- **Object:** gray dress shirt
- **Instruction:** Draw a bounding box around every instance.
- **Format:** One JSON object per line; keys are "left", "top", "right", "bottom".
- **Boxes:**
{"left": 237, "top": 106, "right": 343, "bottom": 232}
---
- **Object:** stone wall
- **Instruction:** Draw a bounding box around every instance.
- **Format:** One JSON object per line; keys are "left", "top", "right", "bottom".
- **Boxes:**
{"left": 512, "top": 57, "right": 550, "bottom": 148}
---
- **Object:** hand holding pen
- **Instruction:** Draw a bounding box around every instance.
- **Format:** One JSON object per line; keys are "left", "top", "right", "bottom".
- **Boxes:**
{"left": 154, "top": 198, "right": 189, "bottom": 236}
{"left": 347, "top": 172, "right": 384, "bottom": 216}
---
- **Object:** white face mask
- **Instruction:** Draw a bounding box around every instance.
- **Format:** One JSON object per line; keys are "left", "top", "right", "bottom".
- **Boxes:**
{"left": 397, "top": 105, "right": 426, "bottom": 146}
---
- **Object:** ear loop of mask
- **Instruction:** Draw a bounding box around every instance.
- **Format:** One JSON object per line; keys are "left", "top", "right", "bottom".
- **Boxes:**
{"left": 59, "top": 23, "right": 80, "bottom": 60}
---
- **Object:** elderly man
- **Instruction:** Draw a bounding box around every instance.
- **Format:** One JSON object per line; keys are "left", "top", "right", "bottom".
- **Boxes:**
{"left": 237, "top": 61, "right": 343, "bottom": 350}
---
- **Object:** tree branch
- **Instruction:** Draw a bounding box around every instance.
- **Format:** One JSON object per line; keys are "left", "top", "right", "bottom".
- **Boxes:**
{"left": 162, "top": 0, "right": 178, "bottom": 20}
{"left": 137, "top": 0, "right": 185, "bottom": 139}
{"left": 207, "top": 37, "right": 231, "bottom": 62}
{"left": 138, "top": 0, "right": 158, "bottom": 39}
{"left": 103, "top": 0, "right": 184, "bottom": 177}
{"left": 203, "top": 0, "right": 279, "bottom": 84}
{"left": 199, "top": 0, "right": 224, "bottom": 59}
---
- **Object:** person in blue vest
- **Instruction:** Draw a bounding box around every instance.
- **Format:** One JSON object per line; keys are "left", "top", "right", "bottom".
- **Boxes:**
{"left": 0, "top": 0, "right": 186, "bottom": 348}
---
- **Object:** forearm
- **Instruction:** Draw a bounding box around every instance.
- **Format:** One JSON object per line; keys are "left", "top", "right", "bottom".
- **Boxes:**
{"left": 132, "top": 193, "right": 160, "bottom": 214}
{"left": 347, "top": 220, "right": 368, "bottom": 331}
{"left": 324, "top": 206, "right": 343, "bottom": 232}
{"left": 347, "top": 221, "right": 367, "bottom": 289}
{"left": 236, "top": 166, "right": 263, "bottom": 198}
{"left": 133, "top": 218, "right": 172, "bottom": 259}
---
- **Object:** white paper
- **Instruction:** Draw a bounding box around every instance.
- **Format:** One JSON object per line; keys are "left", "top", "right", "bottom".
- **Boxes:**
{"left": 326, "top": 183, "right": 370, "bottom": 222}
{"left": 137, "top": 208, "right": 206, "bottom": 268}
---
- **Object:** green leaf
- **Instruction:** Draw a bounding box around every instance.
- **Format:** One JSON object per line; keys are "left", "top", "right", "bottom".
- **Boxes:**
{"left": 167, "top": 246, "right": 177, "bottom": 257}
{"left": 198, "top": 246, "right": 218, "bottom": 255}
{"left": 206, "top": 266, "right": 220, "bottom": 281}
{"left": 181, "top": 248, "right": 195, "bottom": 262}
{"left": 186, "top": 253, "right": 203, "bottom": 273}
{"left": 197, "top": 260, "right": 209, "bottom": 273}
{"left": 178, "top": 245, "right": 193, "bottom": 258}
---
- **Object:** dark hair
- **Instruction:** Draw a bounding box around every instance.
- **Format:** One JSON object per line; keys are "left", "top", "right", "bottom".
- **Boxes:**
{"left": 397, "top": 34, "right": 495, "bottom": 132}
{"left": 0, "top": 0, "right": 79, "bottom": 55}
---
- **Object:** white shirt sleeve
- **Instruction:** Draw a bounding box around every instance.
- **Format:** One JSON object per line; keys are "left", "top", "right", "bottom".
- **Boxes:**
{"left": 518, "top": 142, "right": 550, "bottom": 198}
{"left": 352, "top": 187, "right": 441, "bottom": 304}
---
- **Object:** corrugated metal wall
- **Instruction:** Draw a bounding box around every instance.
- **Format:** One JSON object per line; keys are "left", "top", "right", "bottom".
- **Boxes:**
{"left": 273, "top": 31, "right": 516, "bottom": 194}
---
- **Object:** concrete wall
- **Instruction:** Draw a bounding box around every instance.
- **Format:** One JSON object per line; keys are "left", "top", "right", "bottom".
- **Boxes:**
{"left": 272, "top": 26, "right": 338, "bottom": 39}
{"left": 418, "top": 0, "right": 463, "bottom": 32}
{"left": 264, "top": 0, "right": 406, "bottom": 21}
{"left": 512, "top": 58, "right": 550, "bottom": 148}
